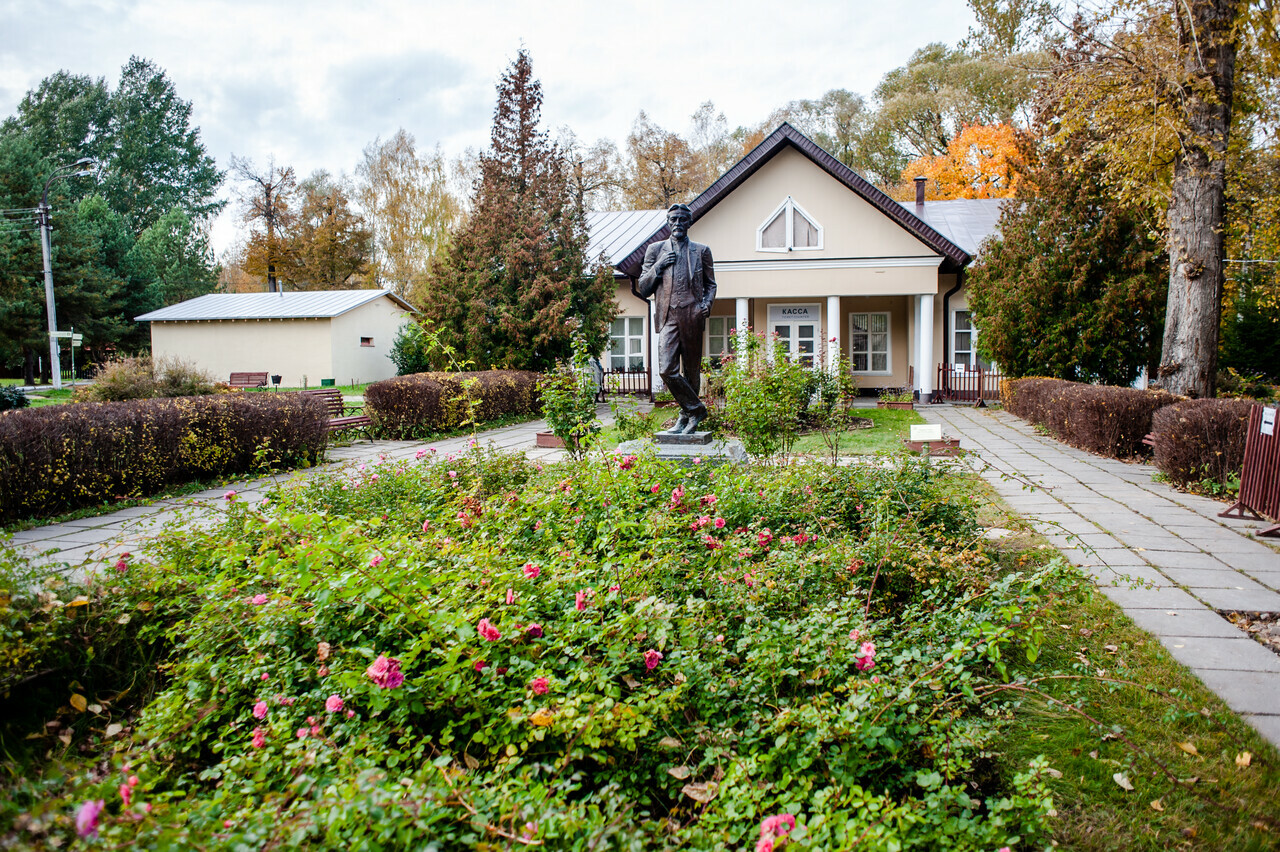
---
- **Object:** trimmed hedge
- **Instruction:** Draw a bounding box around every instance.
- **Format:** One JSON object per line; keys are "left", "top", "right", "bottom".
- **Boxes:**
{"left": 0, "top": 393, "right": 328, "bottom": 523}
{"left": 1150, "top": 398, "right": 1255, "bottom": 490}
{"left": 1003, "top": 378, "right": 1183, "bottom": 458}
{"left": 364, "top": 370, "right": 541, "bottom": 440}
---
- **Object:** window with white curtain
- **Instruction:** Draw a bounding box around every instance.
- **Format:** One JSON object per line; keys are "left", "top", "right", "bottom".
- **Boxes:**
{"left": 608, "top": 317, "right": 645, "bottom": 370}
{"left": 849, "top": 312, "right": 890, "bottom": 374}
{"left": 757, "top": 196, "right": 822, "bottom": 252}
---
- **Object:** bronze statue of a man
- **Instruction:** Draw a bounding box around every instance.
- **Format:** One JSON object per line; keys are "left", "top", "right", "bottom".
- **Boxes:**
{"left": 637, "top": 203, "right": 717, "bottom": 434}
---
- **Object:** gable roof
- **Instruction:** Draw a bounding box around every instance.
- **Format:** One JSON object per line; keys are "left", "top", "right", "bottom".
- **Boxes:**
{"left": 905, "top": 198, "right": 1004, "bottom": 257}
{"left": 614, "top": 123, "right": 974, "bottom": 278}
{"left": 135, "top": 289, "right": 417, "bottom": 322}
{"left": 586, "top": 210, "right": 667, "bottom": 268}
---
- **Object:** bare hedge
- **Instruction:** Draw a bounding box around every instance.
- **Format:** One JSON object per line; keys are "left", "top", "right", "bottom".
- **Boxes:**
{"left": 1002, "top": 378, "right": 1183, "bottom": 458}
{"left": 1150, "top": 399, "right": 1255, "bottom": 489}
{"left": 364, "top": 370, "right": 542, "bottom": 440}
{"left": 0, "top": 393, "right": 328, "bottom": 523}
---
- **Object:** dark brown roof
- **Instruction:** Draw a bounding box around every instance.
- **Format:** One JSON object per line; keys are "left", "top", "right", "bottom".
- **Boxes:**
{"left": 615, "top": 122, "right": 973, "bottom": 278}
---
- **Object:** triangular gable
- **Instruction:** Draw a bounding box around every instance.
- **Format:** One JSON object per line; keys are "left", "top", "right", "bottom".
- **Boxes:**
{"left": 614, "top": 123, "right": 971, "bottom": 278}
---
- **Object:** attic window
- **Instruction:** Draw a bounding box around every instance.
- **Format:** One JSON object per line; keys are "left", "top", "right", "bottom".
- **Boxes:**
{"left": 360, "top": 337, "right": 374, "bottom": 347}
{"left": 757, "top": 196, "right": 822, "bottom": 252}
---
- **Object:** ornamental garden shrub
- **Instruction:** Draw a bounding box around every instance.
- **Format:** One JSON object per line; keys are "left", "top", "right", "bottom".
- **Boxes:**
{"left": 364, "top": 370, "right": 540, "bottom": 440}
{"left": 539, "top": 340, "right": 600, "bottom": 459}
{"left": 1150, "top": 398, "right": 1256, "bottom": 492}
{"left": 1, "top": 448, "right": 1061, "bottom": 849}
{"left": 1003, "top": 378, "right": 1181, "bottom": 459}
{"left": 76, "top": 356, "right": 219, "bottom": 402}
{"left": 0, "top": 386, "right": 29, "bottom": 412}
{"left": 0, "top": 393, "right": 327, "bottom": 522}
{"left": 719, "top": 331, "right": 814, "bottom": 458}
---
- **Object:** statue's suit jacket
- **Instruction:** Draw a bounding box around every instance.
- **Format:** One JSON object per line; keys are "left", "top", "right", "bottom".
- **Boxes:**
{"left": 636, "top": 238, "right": 717, "bottom": 327}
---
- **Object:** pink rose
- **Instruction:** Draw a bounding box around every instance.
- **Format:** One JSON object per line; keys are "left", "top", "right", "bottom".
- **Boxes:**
{"left": 477, "top": 618, "right": 501, "bottom": 641}
{"left": 475, "top": 660, "right": 488, "bottom": 672}
{"left": 223, "top": 490, "right": 237, "bottom": 501}
{"left": 714, "top": 517, "right": 726, "bottom": 529}
{"left": 369, "top": 555, "right": 384, "bottom": 569}
{"left": 76, "top": 799, "right": 105, "bottom": 837}
{"left": 609, "top": 584, "right": 621, "bottom": 592}
{"left": 448, "top": 470, "right": 458, "bottom": 479}
{"left": 522, "top": 563, "right": 541, "bottom": 579}
{"left": 703, "top": 534, "right": 721, "bottom": 551}
{"left": 618, "top": 454, "right": 636, "bottom": 470}
{"left": 325, "top": 695, "right": 344, "bottom": 713}
{"left": 297, "top": 727, "right": 308, "bottom": 739}
{"left": 530, "top": 677, "right": 550, "bottom": 695}
{"left": 756, "top": 839, "right": 774, "bottom": 852}
{"left": 644, "top": 649, "right": 663, "bottom": 671}
{"left": 252, "top": 700, "right": 268, "bottom": 720}
{"left": 250, "top": 594, "right": 269, "bottom": 605}
{"left": 526, "top": 623, "right": 544, "bottom": 638}
{"left": 415, "top": 449, "right": 427, "bottom": 460}
{"left": 114, "top": 558, "right": 129, "bottom": 573}
{"left": 365, "top": 654, "right": 405, "bottom": 689}
{"left": 119, "top": 783, "right": 131, "bottom": 807}
{"left": 422, "top": 520, "right": 432, "bottom": 533}
{"left": 758, "top": 529, "right": 773, "bottom": 548}
{"left": 650, "top": 484, "right": 660, "bottom": 493}
{"left": 260, "top": 672, "right": 270, "bottom": 681}
{"left": 251, "top": 726, "right": 266, "bottom": 749}
{"left": 506, "top": 588, "right": 516, "bottom": 605}
{"left": 575, "top": 590, "right": 589, "bottom": 611}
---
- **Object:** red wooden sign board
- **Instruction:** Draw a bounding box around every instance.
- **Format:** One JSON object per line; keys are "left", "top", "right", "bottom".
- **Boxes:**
{"left": 1220, "top": 404, "right": 1280, "bottom": 537}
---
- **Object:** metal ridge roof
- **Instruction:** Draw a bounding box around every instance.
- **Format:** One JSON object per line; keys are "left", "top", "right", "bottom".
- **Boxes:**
{"left": 615, "top": 123, "right": 974, "bottom": 278}
{"left": 136, "top": 289, "right": 418, "bottom": 322}
{"left": 586, "top": 210, "right": 667, "bottom": 269}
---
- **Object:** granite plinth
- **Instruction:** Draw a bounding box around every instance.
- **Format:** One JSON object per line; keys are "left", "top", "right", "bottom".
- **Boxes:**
{"left": 653, "top": 431, "right": 714, "bottom": 446}
{"left": 616, "top": 436, "right": 747, "bottom": 465}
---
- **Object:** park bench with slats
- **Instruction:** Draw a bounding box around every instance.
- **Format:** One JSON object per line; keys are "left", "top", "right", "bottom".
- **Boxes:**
{"left": 300, "top": 388, "right": 373, "bottom": 440}
{"left": 229, "top": 372, "right": 269, "bottom": 389}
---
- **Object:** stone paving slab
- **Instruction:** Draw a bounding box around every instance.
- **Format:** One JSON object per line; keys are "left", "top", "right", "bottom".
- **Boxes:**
{"left": 924, "top": 405, "right": 1280, "bottom": 748}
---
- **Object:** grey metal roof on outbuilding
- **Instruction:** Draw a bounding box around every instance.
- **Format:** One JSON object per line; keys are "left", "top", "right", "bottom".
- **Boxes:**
{"left": 135, "top": 289, "right": 417, "bottom": 322}
{"left": 586, "top": 210, "right": 667, "bottom": 268}
{"left": 904, "top": 198, "right": 1005, "bottom": 257}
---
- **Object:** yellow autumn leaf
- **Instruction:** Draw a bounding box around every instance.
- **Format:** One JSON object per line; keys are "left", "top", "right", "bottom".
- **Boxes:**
{"left": 1150, "top": 799, "right": 1164, "bottom": 812}
{"left": 1236, "top": 751, "right": 1252, "bottom": 768}
{"left": 69, "top": 693, "right": 87, "bottom": 712}
{"left": 529, "top": 708, "right": 554, "bottom": 727}
{"left": 1113, "top": 772, "right": 1134, "bottom": 791}
{"left": 66, "top": 596, "right": 90, "bottom": 607}
{"left": 1177, "top": 741, "right": 1198, "bottom": 756}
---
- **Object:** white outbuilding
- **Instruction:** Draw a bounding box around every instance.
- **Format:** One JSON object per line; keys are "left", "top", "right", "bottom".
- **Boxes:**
{"left": 136, "top": 289, "right": 416, "bottom": 388}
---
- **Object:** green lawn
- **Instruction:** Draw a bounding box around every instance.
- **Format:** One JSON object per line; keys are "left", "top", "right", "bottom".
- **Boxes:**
{"left": 790, "top": 407, "right": 926, "bottom": 456}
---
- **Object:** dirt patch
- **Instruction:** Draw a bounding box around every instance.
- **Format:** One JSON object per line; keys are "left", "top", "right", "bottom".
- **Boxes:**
{"left": 1221, "top": 611, "right": 1280, "bottom": 657}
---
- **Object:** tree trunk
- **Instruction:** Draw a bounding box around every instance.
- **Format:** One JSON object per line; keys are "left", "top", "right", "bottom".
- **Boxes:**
{"left": 22, "top": 347, "right": 35, "bottom": 386}
{"left": 1157, "top": 0, "right": 1239, "bottom": 398}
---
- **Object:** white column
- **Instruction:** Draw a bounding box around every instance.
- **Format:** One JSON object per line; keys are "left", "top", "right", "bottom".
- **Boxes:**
{"left": 919, "top": 293, "right": 935, "bottom": 400}
{"left": 826, "top": 295, "right": 841, "bottom": 372}
{"left": 735, "top": 297, "right": 749, "bottom": 355}
{"left": 912, "top": 296, "right": 922, "bottom": 393}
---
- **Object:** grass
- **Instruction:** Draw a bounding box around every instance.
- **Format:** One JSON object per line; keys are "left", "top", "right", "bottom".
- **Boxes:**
{"left": 791, "top": 407, "right": 926, "bottom": 456}
{"left": 23, "top": 387, "right": 76, "bottom": 408}
{"left": 972, "top": 479, "right": 1280, "bottom": 850}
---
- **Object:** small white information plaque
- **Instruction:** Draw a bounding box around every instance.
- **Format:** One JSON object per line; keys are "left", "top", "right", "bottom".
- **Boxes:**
{"left": 910, "top": 424, "right": 944, "bottom": 442}
{"left": 1262, "top": 406, "right": 1276, "bottom": 437}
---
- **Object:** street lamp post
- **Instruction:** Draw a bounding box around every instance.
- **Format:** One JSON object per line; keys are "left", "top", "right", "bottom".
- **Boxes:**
{"left": 36, "top": 157, "right": 97, "bottom": 390}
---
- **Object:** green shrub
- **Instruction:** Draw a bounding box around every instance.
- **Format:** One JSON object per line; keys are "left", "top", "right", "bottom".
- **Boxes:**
{"left": 364, "top": 370, "right": 541, "bottom": 440}
{"left": 0, "top": 450, "right": 1055, "bottom": 849}
{"left": 719, "top": 331, "right": 813, "bottom": 458}
{"left": 0, "top": 393, "right": 327, "bottom": 522}
{"left": 389, "top": 321, "right": 435, "bottom": 376}
{"left": 1150, "top": 398, "right": 1255, "bottom": 492}
{"left": 77, "top": 356, "right": 219, "bottom": 403}
{"left": 0, "top": 386, "right": 28, "bottom": 412}
{"left": 539, "top": 339, "right": 600, "bottom": 459}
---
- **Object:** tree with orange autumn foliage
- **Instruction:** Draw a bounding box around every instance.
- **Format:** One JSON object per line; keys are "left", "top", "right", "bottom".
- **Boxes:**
{"left": 902, "top": 123, "right": 1026, "bottom": 199}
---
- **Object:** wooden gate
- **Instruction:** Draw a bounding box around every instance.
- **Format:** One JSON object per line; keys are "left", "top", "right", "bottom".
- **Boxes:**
{"left": 1219, "top": 404, "right": 1280, "bottom": 537}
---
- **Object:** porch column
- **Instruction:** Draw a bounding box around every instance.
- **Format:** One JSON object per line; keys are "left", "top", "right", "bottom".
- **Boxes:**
{"left": 919, "top": 293, "right": 935, "bottom": 400}
{"left": 826, "top": 295, "right": 841, "bottom": 372}
{"left": 735, "top": 297, "right": 749, "bottom": 355}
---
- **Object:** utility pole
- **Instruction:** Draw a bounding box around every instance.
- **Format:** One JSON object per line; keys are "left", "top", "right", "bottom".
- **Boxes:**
{"left": 37, "top": 158, "right": 97, "bottom": 389}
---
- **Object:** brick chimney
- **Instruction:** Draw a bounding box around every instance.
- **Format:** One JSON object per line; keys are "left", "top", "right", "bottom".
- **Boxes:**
{"left": 914, "top": 176, "right": 926, "bottom": 210}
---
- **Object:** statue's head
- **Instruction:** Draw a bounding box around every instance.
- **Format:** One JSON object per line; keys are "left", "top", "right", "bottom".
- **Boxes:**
{"left": 667, "top": 204, "right": 692, "bottom": 240}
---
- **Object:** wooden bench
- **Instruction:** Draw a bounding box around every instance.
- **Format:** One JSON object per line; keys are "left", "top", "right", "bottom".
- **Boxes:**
{"left": 229, "top": 372, "right": 269, "bottom": 389}
{"left": 300, "top": 388, "right": 373, "bottom": 440}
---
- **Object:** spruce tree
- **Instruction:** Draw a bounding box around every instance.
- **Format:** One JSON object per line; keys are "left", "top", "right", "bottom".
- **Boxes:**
{"left": 422, "top": 50, "right": 616, "bottom": 372}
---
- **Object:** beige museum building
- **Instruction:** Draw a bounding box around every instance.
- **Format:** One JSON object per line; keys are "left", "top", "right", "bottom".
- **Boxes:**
{"left": 589, "top": 123, "right": 1001, "bottom": 400}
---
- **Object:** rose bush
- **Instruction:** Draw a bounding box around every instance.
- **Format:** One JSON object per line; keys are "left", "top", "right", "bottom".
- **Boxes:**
{"left": 1, "top": 447, "right": 1060, "bottom": 849}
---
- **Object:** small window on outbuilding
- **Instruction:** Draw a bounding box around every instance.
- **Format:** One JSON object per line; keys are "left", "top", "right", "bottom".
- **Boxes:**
{"left": 360, "top": 337, "right": 374, "bottom": 347}
{"left": 757, "top": 196, "right": 823, "bottom": 252}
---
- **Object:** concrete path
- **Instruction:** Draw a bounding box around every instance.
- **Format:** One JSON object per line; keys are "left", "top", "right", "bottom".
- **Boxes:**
{"left": 3, "top": 413, "right": 576, "bottom": 573}
{"left": 921, "top": 405, "right": 1280, "bottom": 747}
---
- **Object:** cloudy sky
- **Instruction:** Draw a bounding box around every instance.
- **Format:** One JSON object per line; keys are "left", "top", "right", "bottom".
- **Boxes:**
{"left": 1, "top": 0, "right": 977, "bottom": 255}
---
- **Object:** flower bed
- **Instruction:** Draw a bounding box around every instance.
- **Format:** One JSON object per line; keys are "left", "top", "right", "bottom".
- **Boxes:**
{"left": 1, "top": 449, "right": 1060, "bottom": 848}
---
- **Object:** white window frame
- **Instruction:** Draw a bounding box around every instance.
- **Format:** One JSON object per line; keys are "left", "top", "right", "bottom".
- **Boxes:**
{"left": 848, "top": 312, "right": 892, "bottom": 376}
{"left": 756, "top": 195, "right": 824, "bottom": 253}
{"left": 705, "top": 316, "right": 736, "bottom": 360}
{"left": 768, "top": 303, "right": 822, "bottom": 369}
{"left": 607, "top": 316, "right": 646, "bottom": 371}
{"left": 951, "top": 309, "right": 987, "bottom": 370}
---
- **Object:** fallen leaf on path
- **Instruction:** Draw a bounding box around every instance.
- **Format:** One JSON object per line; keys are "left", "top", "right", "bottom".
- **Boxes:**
{"left": 104, "top": 723, "right": 123, "bottom": 738}
{"left": 529, "top": 708, "right": 554, "bottom": 727}
{"left": 1150, "top": 799, "right": 1164, "bottom": 812}
{"left": 668, "top": 766, "right": 691, "bottom": 780}
{"left": 1177, "top": 741, "right": 1198, "bottom": 756}
{"left": 1113, "top": 772, "right": 1134, "bottom": 791}
{"left": 1236, "top": 751, "right": 1252, "bottom": 768}
{"left": 681, "top": 781, "right": 719, "bottom": 803}
{"left": 69, "top": 694, "right": 87, "bottom": 713}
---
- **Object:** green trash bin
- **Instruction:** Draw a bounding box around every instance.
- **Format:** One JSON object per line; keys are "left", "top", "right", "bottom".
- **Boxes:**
{"left": 320, "top": 378, "right": 336, "bottom": 387}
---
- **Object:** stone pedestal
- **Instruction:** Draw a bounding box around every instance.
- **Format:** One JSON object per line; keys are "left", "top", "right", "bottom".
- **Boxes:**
{"left": 617, "top": 432, "right": 747, "bottom": 465}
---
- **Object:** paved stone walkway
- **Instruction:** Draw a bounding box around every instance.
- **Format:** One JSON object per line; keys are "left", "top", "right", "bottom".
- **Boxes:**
{"left": 4, "top": 414, "right": 574, "bottom": 572}
{"left": 921, "top": 405, "right": 1280, "bottom": 747}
